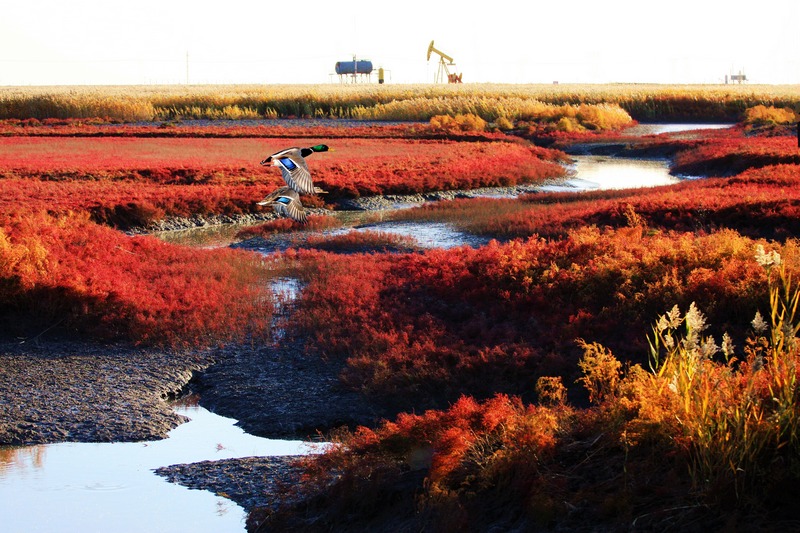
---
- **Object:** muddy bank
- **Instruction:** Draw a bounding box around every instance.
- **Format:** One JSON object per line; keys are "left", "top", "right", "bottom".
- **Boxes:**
{"left": 194, "top": 338, "right": 391, "bottom": 441}
{"left": 154, "top": 456, "right": 304, "bottom": 513}
{"left": 133, "top": 182, "right": 562, "bottom": 237}
{"left": 0, "top": 341, "right": 214, "bottom": 445}
{"left": 559, "top": 140, "right": 690, "bottom": 158}
{"left": 0, "top": 336, "right": 370, "bottom": 529}
{"left": 131, "top": 212, "right": 276, "bottom": 234}
{"left": 336, "top": 183, "right": 551, "bottom": 211}
{"left": 0, "top": 336, "right": 384, "bottom": 446}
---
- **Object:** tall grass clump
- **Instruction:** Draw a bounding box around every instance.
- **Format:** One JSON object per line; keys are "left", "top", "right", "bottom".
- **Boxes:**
{"left": 596, "top": 243, "right": 800, "bottom": 502}
{"left": 355, "top": 95, "right": 633, "bottom": 130}
{"left": 0, "top": 89, "right": 156, "bottom": 121}
{"left": 429, "top": 113, "right": 487, "bottom": 132}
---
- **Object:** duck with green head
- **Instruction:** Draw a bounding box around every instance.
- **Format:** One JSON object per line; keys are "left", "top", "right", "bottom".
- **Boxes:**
{"left": 260, "top": 144, "right": 330, "bottom": 195}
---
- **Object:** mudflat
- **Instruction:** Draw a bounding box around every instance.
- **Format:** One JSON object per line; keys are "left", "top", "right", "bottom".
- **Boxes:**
{"left": 0, "top": 341, "right": 213, "bottom": 445}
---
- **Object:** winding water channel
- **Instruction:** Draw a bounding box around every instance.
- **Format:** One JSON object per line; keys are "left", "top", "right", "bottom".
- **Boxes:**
{"left": 0, "top": 123, "right": 732, "bottom": 532}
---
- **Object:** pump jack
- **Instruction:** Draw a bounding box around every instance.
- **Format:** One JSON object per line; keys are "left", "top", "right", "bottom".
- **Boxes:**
{"left": 427, "top": 40, "right": 462, "bottom": 83}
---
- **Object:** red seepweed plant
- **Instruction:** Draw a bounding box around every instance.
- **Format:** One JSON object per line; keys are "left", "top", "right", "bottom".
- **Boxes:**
{"left": 0, "top": 210, "right": 272, "bottom": 346}
{"left": 281, "top": 226, "right": 787, "bottom": 410}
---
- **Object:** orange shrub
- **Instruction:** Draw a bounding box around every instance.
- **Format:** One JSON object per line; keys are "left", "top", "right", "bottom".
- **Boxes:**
{"left": 430, "top": 113, "right": 487, "bottom": 133}
{"left": 578, "top": 250, "right": 800, "bottom": 498}
{"left": 282, "top": 393, "right": 569, "bottom": 531}
{"left": 744, "top": 104, "right": 797, "bottom": 126}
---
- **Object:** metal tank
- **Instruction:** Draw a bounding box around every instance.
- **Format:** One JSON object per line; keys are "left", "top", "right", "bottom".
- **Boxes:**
{"left": 334, "top": 60, "right": 374, "bottom": 75}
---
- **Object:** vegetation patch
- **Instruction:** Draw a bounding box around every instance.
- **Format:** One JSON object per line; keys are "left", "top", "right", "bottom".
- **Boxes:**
{"left": 0, "top": 211, "right": 271, "bottom": 346}
{"left": 254, "top": 248, "right": 800, "bottom": 532}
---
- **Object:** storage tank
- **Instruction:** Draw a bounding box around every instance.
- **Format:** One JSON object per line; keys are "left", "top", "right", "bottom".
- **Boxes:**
{"left": 335, "top": 60, "right": 373, "bottom": 75}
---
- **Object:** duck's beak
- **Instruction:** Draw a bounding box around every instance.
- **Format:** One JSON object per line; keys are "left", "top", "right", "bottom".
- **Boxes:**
{"left": 260, "top": 157, "right": 272, "bottom": 165}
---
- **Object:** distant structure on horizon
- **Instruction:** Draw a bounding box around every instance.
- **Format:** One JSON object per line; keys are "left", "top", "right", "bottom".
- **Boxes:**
{"left": 333, "top": 55, "right": 386, "bottom": 84}
{"left": 427, "top": 40, "right": 462, "bottom": 83}
{"left": 726, "top": 71, "right": 748, "bottom": 84}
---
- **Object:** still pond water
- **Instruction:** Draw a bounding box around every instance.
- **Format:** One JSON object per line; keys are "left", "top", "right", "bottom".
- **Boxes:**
{"left": 0, "top": 124, "right": 732, "bottom": 532}
{"left": 0, "top": 398, "right": 310, "bottom": 533}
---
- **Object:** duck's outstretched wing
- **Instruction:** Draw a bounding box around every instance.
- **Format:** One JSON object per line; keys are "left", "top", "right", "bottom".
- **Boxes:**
{"left": 274, "top": 195, "right": 307, "bottom": 223}
{"left": 276, "top": 154, "right": 316, "bottom": 195}
{"left": 283, "top": 199, "right": 308, "bottom": 223}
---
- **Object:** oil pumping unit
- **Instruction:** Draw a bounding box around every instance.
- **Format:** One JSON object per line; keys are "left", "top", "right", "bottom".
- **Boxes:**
{"left": 427, "top": 40, "right": 462, "bottom": 83}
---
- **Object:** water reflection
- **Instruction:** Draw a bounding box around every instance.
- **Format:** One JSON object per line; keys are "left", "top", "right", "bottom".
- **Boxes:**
{"left": 622, "top": 123, "right": 733, "bottom": 136}
{"left": 0, "top": 399, "right": 309, "bottom": 533}
{"left": 150, "top": 222, "right": 252, "bottom": 249}
{"left": 352, "top": 222, "right": 489, "bottom": 249}
{"left": 270, "top": 277, "right": 302, "bottom": 308}
{"left": 541, "top": 156, "right": 681, "bottom": 192}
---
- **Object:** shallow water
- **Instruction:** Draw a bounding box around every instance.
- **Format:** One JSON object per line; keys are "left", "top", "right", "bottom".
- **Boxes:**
{"left": 150, "top": 222, "right": 252, "bottom": 249}
{"left": 351, "top": 221, "right": 490, "bottom": 249}
{"left": 0, "top": 398, "right": 309, "bottom": 533}
{"left": 544, "top": 155, "right": 682, "bottom": 192}
{"left": 622, "top": 123, "right": 734, "bottom": 136}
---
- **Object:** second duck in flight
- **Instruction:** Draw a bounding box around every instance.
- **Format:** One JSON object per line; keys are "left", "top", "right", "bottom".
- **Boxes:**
{"left": 257, "top": 186, "right": 307, "bottom": 223}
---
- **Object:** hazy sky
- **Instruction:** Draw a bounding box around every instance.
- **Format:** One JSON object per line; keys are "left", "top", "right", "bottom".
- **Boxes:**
{"left": 2, "top": 0, "right": 798, "bottom": 86}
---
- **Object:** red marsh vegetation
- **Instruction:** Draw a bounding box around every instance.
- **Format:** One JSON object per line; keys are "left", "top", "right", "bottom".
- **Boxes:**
{"left": 0, "top": 134, "right": 566, "bottom": 227}
{"left": 0, "top": 211, "right": 270, "bottom": 346}
{"left": 0, "top": 121, "right": 565, "bottom": 345}
{"left": 261, "top": 231, "right": 800, "bottom": 532}
{"left": 282, "top": 227, "right": 783, "bottom": 407}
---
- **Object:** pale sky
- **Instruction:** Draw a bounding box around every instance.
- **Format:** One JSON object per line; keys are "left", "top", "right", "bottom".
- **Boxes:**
{"left": 1, "top": 0, "right": 798, "bottom": 86}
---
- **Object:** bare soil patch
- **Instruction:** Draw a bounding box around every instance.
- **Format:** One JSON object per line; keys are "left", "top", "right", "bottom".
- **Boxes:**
{"left": 0, "top": 341, "right": 213, "bottom": 445}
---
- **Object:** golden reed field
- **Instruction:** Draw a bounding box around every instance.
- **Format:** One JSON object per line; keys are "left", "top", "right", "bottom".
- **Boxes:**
{"left": 2, "top": 83, "right": 800, "bottom": 122}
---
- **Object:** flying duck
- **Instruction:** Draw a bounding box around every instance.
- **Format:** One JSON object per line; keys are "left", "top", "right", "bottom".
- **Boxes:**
{"left": 257, "top": 186, "right": 307, "bottom": 223}
{"left": 260, "top": 145, "right": 330, "bottom": 195}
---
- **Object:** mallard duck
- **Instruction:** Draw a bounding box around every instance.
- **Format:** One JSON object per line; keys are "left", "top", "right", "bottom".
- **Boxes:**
{"left": 260, "top": 144, "right": 330, "bottom": 195}
{"left": 257, "top": 186, "right": 307, "bottom": 223}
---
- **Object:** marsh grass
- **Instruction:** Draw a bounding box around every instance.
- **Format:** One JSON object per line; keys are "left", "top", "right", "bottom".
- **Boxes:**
{"left": 3, "top": 83, "right": 799, "bottom": 123}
